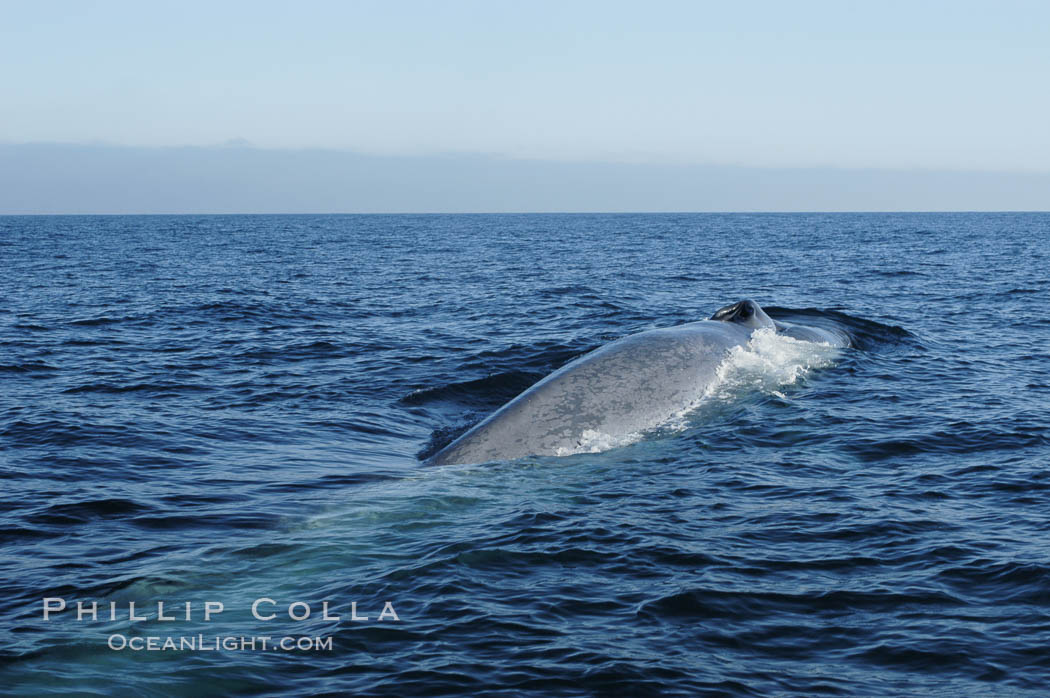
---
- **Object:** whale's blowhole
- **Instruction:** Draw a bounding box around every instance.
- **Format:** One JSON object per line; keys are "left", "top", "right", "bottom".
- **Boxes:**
{"left": 710, "top": 299, "right": 775, "bottom": 331}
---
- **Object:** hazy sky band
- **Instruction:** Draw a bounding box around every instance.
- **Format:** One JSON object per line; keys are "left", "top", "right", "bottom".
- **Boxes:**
{"left": 4, "top": 0, "right": 1049, "bottom": 172}
{"left": 4, "top": 143, "right": 1049, "bottom": 214}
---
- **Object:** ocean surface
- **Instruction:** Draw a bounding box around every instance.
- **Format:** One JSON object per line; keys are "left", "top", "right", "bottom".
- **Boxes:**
{"left": 1, "top": 212, "right": 1048, "bottom": 697}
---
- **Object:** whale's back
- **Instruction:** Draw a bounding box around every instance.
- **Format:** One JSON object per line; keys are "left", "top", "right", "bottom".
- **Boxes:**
{"left": 428, "top": 321, "right": 749, "bottom": 465}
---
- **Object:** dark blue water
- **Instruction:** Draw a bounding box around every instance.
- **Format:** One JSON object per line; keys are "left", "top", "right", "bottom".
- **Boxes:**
{"left": 2, "top": 213, "right": 1048, "bottom": 696}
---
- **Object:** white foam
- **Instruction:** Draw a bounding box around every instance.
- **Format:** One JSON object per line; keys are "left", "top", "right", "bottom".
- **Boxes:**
{"left": 560, "top": 329, "right": 842, "bottom": 456}
{"left": 555, "top": 427, "right": 645, "bottom": 456}
{"left": 703, "top": 327, "right": 841, "bottom": 402}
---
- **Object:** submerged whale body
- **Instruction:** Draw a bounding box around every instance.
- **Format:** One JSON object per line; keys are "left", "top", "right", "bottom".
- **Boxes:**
{"left": 427, "top": 300, "right": 848, "bottom": 466}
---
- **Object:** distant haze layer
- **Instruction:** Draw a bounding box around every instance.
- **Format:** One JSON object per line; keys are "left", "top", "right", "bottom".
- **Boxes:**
{"left": 1, "top": 143, "right": 1048, "bottom": 214}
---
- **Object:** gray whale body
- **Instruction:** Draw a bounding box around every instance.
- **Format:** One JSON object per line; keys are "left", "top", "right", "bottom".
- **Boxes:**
{"left": 427, "top": 300, "right": 847, "bottom": 466}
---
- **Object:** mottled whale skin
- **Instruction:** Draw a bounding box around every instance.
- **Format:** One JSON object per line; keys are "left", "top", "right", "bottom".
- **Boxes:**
{"left": 427, "top": 300, "right": 845, "bottom": 466}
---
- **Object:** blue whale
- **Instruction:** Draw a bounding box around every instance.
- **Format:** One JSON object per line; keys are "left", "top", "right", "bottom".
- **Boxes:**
{"left": 428, "top": 300, "right": 847, "bottom": 466}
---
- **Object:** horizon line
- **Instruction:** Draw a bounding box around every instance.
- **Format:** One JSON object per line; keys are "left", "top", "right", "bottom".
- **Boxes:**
{"left": 4, "top": 210, "right": 1050, "bottom": 217}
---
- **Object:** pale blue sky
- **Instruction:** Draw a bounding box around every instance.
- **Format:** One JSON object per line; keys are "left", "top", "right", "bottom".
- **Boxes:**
{"left": 4, "top": 0, "right": 1048, "bottom": 171}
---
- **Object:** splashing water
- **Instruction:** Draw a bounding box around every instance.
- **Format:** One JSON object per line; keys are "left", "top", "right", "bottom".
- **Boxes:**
{"left": 708, "top": 327, "right": 843, "bottom": 401}
{"left": 560, "top": 329, "right": 844, "bottom": 456}
{"left": 557, "top": 427, "right": 646, "bottom": 456}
